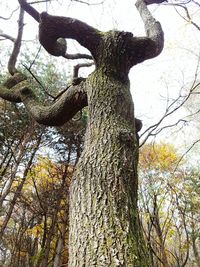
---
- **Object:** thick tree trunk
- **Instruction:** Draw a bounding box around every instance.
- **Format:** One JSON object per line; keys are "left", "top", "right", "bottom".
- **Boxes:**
{"left": 69, "top": 31, "right": 150, "bottom": 265}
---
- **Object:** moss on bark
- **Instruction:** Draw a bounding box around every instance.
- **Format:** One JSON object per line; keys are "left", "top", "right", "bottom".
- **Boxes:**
{"left": 69, "top": 31, "right": 150, "bottom": 266}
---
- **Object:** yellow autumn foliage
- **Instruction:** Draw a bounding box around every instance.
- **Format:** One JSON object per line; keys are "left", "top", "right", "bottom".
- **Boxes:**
{"left": 23, "top": 156, "right": 73, "bottom": 192}
{"left": 26, "top": 224, "right": 43, "bottom": 237}
{"left": 139, "top": 143, "right": 178, "bottom": 171}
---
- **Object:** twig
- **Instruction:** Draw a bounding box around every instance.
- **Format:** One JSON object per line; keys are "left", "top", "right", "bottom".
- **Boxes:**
{"left": 28, "top": 0, "right": 53, "bottom": 4}
{"left": 28, "top": 45, "right": 42, "bottom": 70}
{"left": 140, "top": 58, "right": 200, "bottom": 145}
{"left": 22, "top": 64, "right": 56, "bottom": 99}
{"left": 167, "top": 2, "right": 200, "bottom": 31}
{"left": 0, "top": 7, "right": 19, "bottom": 20}
{"left": 0, "top": 34, "right": 15, "bottom": 42}
{"left": 174, "top": 138, "right": 200, "bottom": 171}
{"left": 71, "top": 0, "right": 105, "bottom": 5}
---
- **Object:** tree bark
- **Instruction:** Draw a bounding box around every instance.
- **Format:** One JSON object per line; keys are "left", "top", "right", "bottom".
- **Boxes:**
{"left": 69, "top": 83, "right": 147, "bottom": 264}
{"left": 69, "top": 31, "right": 151, "bottom": 266}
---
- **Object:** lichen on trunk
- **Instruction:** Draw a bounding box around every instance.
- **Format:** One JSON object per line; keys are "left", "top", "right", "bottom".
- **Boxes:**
{"left": 69, "top": 32, "right": 150, "bottom": 266}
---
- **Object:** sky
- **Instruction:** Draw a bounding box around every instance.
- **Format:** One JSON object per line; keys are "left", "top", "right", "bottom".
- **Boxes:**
{"left": 0, "top": 0, "right": 200, "bottom": 156}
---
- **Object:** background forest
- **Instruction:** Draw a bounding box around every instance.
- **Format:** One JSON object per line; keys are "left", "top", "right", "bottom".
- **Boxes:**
{"left": 0, "top": 0, "right": 200, "bottom": 266}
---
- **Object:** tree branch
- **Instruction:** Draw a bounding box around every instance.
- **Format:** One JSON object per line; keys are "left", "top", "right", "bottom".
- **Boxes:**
{"left": 0, "top": 33, "right": 16, "bottom": 42}
{"left": 72, "top": 0, "right": 106, "bottom": 5}
{"left": 0, "top": 73, "right": 88, "bottom": 126}
{"left": 73, "top": 62, "right": 94, "bottom": 78}
{"left": 0, "top": 8, "right": 19, "bottom": 20}
{"left": 18, "top": 0, "right": 101, "bottom": 58}
{"left": 38, "top": 12, "right": 102, "bottom": 57}
{"left": 131, "top": 0, "right": 164, "bottom": 63}
{"left": 20, "top": 83, "right": 88, "bottom": 125}
{"left": 170, "top": 2, "right": 200, "bottom": 31}
{"left": 18, "top": 0, "right": 40, "bottom": 22}
{"left": 8, "top": 7, "right": 25, "bottom": 75}
{"left": 0, "top": 73, "right": 28, "bottom": 102}
{"left": 63, "top": 53, "right": 93, "bottom": 60}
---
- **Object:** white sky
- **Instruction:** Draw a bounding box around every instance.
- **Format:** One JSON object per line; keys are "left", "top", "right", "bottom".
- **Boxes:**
{"left": 0, "top": 0, "right": 200, "bottom": 157}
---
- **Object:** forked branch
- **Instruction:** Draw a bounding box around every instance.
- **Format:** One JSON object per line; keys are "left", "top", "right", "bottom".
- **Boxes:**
{"left": 18, "top": 0, "right": 40, "bottom": 22}
{"left": 18, "top": 0, "right": 101, "bottom": 58}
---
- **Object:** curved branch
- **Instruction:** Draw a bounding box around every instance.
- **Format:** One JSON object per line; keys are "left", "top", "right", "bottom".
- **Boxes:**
{"left": 19, "top": 0, "right": 101, "bottom": 58}
{"left": 38, "top": 12, "right": 102, "bottom": 57}
{"left": 0, "top": 7, "right": 19, "bottom": 20}
{"left": 73, "top": 62, "right": 94, "bottom": 78}
{"left": 129, "top": 0, "right": 164, "bottom": 65}
{"left": 0, "top": 73, "right": 28, "bottom": 102}
{"left": 0, "top": 73, "right": 88, "bottom": 126}
{"left": 20, "top": 83, "right": 88, "bottom": 126}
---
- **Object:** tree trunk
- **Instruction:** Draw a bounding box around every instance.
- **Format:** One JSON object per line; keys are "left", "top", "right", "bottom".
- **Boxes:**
{"left": 69, "top": 32, "right": 150, "bottom": 266}
{"left": 53, "top": 208, "right": 68, "bottom": 267}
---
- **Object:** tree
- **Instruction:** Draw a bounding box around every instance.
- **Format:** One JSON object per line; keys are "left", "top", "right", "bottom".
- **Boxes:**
{"left": 139, "top": 142, "right": 200, "bottom": 267}
{"left": 0, "top": 0, "right": 165, "bottom": 265}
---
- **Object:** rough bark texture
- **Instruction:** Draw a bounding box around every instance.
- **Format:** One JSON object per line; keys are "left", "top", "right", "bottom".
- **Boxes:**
{"left": 69, "top": 79, "right": 147, "bottom": 266}
{"left": 0, "top": 0, "right": 164, "bottom": 265}
{"left": 69, "top": 31, "right": 151, "bottom": 266}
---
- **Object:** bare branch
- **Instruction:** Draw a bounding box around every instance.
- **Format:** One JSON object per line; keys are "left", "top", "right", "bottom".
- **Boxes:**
{"left": 193, "top": 0, "right": 200, "bottom": 7}
{"left": 18, "top": 0, "right": 40, "bottom": 22}
{"left": 165, "top": 1, "right": 200, "bottom": 31}
{"left": 8, "top": 7, "right": 25, "bottom": 75}
{"left": 174, "top": 138, "right": 200, "bottom": 171}
{"left": 0, "top": 7, "right": 19, "bottom": 20}
{"left": 140, "top": 58, "right": 200, "bottom": 145}
{"left": 28, "top": 0, "right": 53, "bottom": 4}
{"left": 170, "top": 0, "right": 200, "bottom": 7}
{"left": 171, "top": 2, "right": 200, "bottom": 31}
{"left": 0, "top": 34, "right": 15, "bottom": 42}
{"left": 71, "top": 0, "right": 106, "bottom": 5}
{"left": 22, "top": 64, "right": 56, "bottom": 99}
{"left": 27, "top": 45, "right": 42, "bottom": 70}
